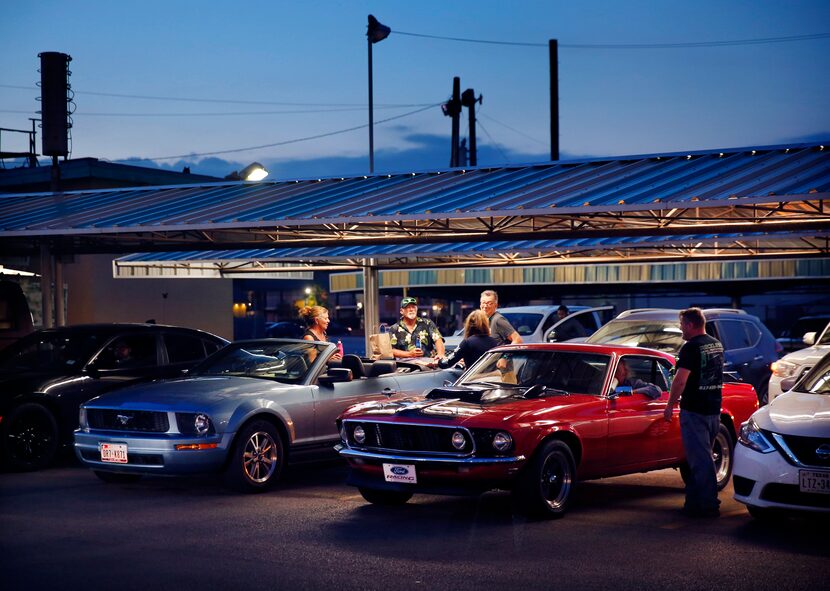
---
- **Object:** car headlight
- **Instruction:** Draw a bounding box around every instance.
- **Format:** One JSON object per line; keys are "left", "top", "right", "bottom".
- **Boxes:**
{"left": 353, "top": 425, "right": 366, "bottom": 444}
{"left": 451, "top": 431, "right": 467, "bottom": 450}
{"left": 175, "top": 412, "right": 215, "bottom": 436}
{"left": 738, "top": 418, "right": 774, "bottom": 454}
{"left": 492, "top": 431, "right": 513, "bottom": 452}
{"left": 771, "top": 360, "right": 799, "bottom": 378}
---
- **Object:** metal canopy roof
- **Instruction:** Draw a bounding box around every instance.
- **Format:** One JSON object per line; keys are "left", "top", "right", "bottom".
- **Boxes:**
{"left": 1, "top": 142, "right": 829, "bottom": 266}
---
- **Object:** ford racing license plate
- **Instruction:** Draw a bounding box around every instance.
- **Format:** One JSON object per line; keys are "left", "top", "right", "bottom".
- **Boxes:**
{"left": 100, "top": 442, "right": 128, "bottom": 464}
{"left": 383, "top": 463, "right": 417, "bottom": 484}
{"left": 799, "top": 469, "right": 830, "bottom": 494}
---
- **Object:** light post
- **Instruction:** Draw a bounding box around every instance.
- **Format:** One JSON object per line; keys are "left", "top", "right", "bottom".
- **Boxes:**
{"left": 367, "top": 14, "right": 390, "bottom": 174}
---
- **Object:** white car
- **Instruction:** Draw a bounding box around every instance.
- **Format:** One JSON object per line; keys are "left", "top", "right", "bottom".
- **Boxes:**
{"left": 769, "top": 321, "right": 830, "bottom": 402}
{"left": 443, "top": 305, "right": 612, "bottom": 351}
{"left": 733, "top": 350, "right": 830, "bottom": 519}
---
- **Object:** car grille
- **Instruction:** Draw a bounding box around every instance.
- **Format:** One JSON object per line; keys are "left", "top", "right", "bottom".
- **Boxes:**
{"left": 773, "top": 433, "right": 830, "bottom": 468}
{"left": 79, "top": 449, "right": 164, "bottom": 466}
{"left": 760, "top": 484, "right": 830, "bottom": 509}
{"left": 86, "top": 409, "right": 170, "bottom": 433}
{"left": 345, "top": 421, "right": 473, "bottom": 456}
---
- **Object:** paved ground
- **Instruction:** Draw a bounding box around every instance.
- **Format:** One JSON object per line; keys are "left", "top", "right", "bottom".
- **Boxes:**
{"left": 1, "top": 456, "right": 827, "bottom": 591}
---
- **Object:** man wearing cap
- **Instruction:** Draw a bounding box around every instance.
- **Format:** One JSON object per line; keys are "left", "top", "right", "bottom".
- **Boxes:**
{"left": 389, "top": 297, "right": 446, "bottom": 359}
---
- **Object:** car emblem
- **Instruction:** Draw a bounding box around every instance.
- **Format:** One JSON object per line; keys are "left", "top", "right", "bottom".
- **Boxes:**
{"left": 391, "top": 466, "right": 409, "bottom": 475}
{"left": 116, "top": 414, "right": 133, "bottom": 426}
{"left": 816, "top": 444, "right": 830, "bottom": 459}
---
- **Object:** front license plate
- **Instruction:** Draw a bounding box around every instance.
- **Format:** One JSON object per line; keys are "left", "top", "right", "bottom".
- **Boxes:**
{"left": 382, "top": 463, "right": 417, "bottom": 484}
{"left": 100, "top": 443, "right": 128, "bottom": 464}
{"left": 799, "top": 469, "right": 830, "bottom": 494}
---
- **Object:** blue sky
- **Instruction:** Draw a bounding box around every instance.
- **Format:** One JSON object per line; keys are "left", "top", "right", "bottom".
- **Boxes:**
{"left": 2, "top": 1, "right": 829, "bottom": 179}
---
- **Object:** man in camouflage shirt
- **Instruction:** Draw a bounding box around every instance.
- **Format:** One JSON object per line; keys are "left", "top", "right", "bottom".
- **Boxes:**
{"left": 389, "top": 296, "right": 445, "bottom": 359}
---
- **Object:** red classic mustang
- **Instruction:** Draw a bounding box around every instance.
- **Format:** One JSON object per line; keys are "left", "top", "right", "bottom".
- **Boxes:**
{"left": 336, "top": 343, "right": 758, "bottom": 518}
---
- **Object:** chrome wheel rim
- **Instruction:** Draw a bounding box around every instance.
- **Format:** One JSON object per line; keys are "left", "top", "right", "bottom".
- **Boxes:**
{"left": 713, "top": 430, "right": 731, "bottom": 485}
{"left": 242, "top": 431, "right": 278, "bottom": 483}
{"left": 540, "top": 452, "right": 572, "bottom": 510}
{"left": 9, "top": 411, "right": 54, "bottom": 463}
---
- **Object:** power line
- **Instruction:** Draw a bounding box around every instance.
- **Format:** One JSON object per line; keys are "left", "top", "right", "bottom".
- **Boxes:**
{"left": 394, "top": 30, "right": 830, "bottom": 49}
{"left": 475, "top": 118, "right": 511, "bottom": 164}
{"left": 478, "top": 113, "right": 548, "bottom": 147}
{"left": 146, "top": 102, "right": 441, "bottom": 161}
{"left": 0, "top": 105, "right": 418, "bottom": 117}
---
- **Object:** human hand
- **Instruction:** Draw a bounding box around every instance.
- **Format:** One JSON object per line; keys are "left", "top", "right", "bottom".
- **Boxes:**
{"left": 410, "top": 348, "right": 423, "bottom": 358}
{"left": 663, "top": 405, "right": 674, "bottom": 422}
{"left": 331, "top": 352, "right": 343, "bottom": 361}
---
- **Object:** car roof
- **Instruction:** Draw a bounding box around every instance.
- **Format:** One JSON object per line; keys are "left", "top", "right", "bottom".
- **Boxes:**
{"left": 613, "top": 308, "right": 757, "bottom": 321}
{"left": 498, "top": 305, "right": 589, "bottom": 314}
{"left": 32, "top": 323, "right": 226, "bottom": 340}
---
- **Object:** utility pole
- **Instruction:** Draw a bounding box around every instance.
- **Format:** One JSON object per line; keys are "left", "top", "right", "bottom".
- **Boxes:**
{"left": 442, "top": 77, "right": 462, "bottom": 167}
{"left": 461, "top": 88, "right": 482, "bottom": 167}
{"left": 549, "top": 39, "right": 559, "bottom": 161}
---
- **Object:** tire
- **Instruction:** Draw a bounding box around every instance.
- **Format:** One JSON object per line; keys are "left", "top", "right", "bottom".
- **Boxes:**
{"left": 2, "top": 403, "right": 60, "bottom": 471}
{"left": 358, "top": 487, "right": 413, "bottom": 506}
{"left": 93, "top": 470, "right": 143, "bottom": 484}
{"left": 678, "top": 422, "right": 734, "bottom": 491}
{"left": 512, "top": 439, "right": 576, "bottom": 519}
{"left": 222, "top": 419, "right": 284, "bottom": 493}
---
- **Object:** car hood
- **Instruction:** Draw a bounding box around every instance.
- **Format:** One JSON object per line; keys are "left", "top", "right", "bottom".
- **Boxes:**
{"left": 778, "top": 344, "right": 830, "bottom": 366}
{"left": 83, "top": 376, "right": 301, "bottom": 411}
{"left": 752, "top": 391, "right": 830, "bottom": 437}
{"left": 341, "top": 385, "right": 593, "bottom": 424}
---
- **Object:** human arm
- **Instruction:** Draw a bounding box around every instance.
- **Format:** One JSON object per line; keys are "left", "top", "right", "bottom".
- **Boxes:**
{"left": 437, "top": 344, "right": 463, "bottom": 368}
{"left": 508, "top": 331, "right": 523, "bottom": 345}
{"left": 628, "top": 378, "right": 662, "bottom": 399}
{"left": 663, "top": 367, "right": 689, "bottom": 421}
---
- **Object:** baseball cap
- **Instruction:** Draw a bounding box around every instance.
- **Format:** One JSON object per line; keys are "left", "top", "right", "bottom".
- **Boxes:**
{"left": 401, "top": 296, "right": 418, "bottom": 307}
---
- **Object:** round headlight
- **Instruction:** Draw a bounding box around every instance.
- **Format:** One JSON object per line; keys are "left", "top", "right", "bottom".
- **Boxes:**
{"left": 492, "top": 432, "right": 513, "bottom": 452}
{"left": 353, "top": 425, "right": 366, "bottom": 444}
{"left": 194, "top": 413, "right": 211, "bottom": 435}
{"left": 451, "top": 431, "right": 466, "bottom": 450}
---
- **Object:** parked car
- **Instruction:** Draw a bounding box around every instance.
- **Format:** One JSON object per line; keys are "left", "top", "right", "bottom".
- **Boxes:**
{"left": 769, "top": 321, "right": 830, "bottom": 402}
{"left": 776, "top": 315, "right": 830, "bottom": 354}
{"left": 0, "top": 323, "right": 228, "bottom": 471}
{"left": 733, "top": 349, "right": 830, "bottom": 519}
{"left": 0, "top": 280, "right": 33, "bottom": 351}
{"left": 336, "top": 342, "right": 758, "bottom": 518}
{"left": 75, "top": 339, "right": 460, "bottom": 491}
{"left": 586, "top": 308, "right": 781, "bottom": 405}
{"left": 444, "top": 305, "right": 612, "bottom": 350}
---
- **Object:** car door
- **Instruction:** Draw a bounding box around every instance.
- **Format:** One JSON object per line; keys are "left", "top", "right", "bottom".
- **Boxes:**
{"left": 161, "top": 331, "right": 223, "bottom": 377}
{"left": 81, "top": 332, "right": 162, "bottom": 401}
{"left": 714, "top": 319, "right": 762, "bottom": 387}
{"left": 545, "top": 306, "right": 614, "bottom": 342}
{"left": 606, "top": 355, "right": 681, "bottom": 472}
{"left": 311, "top": 373, "right": 401, "bottom": 443}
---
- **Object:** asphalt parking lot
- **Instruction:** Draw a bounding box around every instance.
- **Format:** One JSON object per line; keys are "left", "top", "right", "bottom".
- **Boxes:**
{"left": 2, "top": 456, "right": 827, "bottom": 591}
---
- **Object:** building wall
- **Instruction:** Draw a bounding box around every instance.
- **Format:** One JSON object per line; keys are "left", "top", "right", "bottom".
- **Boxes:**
{"left": 63, "top": 254, "right": 233, "bottom": 340}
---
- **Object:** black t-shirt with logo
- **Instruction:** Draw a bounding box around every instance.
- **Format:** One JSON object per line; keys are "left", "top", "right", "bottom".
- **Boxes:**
{"left": 677, "top": 334, "right": 724, "bottom": 415}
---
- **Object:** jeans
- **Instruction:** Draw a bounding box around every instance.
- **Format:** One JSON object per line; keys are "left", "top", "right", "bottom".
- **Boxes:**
{"left": 680, "top": 410, "right": 721, "bottom": 511}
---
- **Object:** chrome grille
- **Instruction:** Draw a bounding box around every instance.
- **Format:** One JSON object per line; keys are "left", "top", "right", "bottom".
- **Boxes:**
{"left": 345, "top": 420, "right": 473, "bottom": 455}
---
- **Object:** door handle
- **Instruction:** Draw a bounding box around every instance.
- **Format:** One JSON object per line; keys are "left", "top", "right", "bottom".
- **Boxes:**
{"left": 382, "top": 387, "right": 397, "bottom": 396}
{"left": 752, "top": 355, "right": 764, "bottom": 361}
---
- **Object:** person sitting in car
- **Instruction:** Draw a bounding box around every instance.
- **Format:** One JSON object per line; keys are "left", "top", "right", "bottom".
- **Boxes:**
{"left": 612, "top": 358, "right": 662, "bottom": 399}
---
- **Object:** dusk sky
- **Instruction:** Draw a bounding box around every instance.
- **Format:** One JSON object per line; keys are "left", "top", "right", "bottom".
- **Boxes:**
{"left": 2, "top": 1, "right": 829, "bottom": 179}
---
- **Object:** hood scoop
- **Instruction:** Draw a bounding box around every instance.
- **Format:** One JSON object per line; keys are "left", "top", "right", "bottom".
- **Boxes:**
{"left": 425, "top": 385, "right": 522, "bottom": 404}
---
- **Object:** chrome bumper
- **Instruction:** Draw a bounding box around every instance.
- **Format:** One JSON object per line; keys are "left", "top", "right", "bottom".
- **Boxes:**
{"left": 335, "top": 444, "right": 525, "bottom": 465}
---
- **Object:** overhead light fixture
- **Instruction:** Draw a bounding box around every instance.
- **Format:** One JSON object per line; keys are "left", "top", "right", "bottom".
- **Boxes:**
{"left": 225, "top": 162, "right": 269, "bottom": 181}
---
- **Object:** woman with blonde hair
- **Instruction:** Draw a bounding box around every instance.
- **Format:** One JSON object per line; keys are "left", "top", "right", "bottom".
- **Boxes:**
{"left": 300, "top": 305, "right": 342, "bottom": 361}
{"left": 434, "top": 309, "right": 499, "bottom": 369}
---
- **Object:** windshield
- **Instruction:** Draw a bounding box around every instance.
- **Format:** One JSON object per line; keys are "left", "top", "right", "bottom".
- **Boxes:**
{"left": 817, "top": 324, "right": 830, "bottom": 346}
{"left": 459, "top": 349, "right": 611, "bottom": 396}
{"left": 196, "top": 340, "right": 326, "bottom": 383}
{"left": 501, "top": 313, "right": 544, "bottom": 336}
{"left": 586, "top": 320, "right": 684, "bottom": 353}
{"left": 796, "top": 354, "right": 830, "bottom": 395}
{"left": 0, "top": 330, "right": 108, "bottom": 372}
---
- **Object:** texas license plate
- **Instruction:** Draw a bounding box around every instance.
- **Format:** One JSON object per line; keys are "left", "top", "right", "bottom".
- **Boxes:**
{"left": 100, "top": 442, "right": 128, "bottom": 464}
{"left": 799, "top": 469, "right": 830, "bottom": 494}
{"left": 382, "top": 463, "right": 417, "bottom": 484}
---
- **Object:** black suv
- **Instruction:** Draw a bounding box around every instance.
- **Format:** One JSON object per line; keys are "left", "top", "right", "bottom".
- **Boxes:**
{"left": 0, "top": 323, "right": 228, "bottom": 471}
{"left": 586, "top": 308, "right": 781, "bottom": 405}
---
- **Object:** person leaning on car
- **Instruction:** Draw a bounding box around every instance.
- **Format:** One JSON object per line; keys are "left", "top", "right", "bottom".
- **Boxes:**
{"left": 389, "top": 297, "right": 445, "bottom": 359}
{"left": 663, "top": 307, "right": 725, "bottom": 518}
{"left": 480, "top": 290, "right": 522, "bottom": 345}
{"left": 432, "top": 310, "right": 498, "bottom": 370}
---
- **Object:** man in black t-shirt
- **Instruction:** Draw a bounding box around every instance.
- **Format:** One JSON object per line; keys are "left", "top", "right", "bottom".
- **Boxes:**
{"left": 663, "top": 307, "right": 724, "bottom": 518}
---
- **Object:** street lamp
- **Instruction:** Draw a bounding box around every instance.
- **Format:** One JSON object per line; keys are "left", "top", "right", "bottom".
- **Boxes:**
{"left": 225, "top": 162, "right": 269, "bottom": 181}
{"left": 367, "top": 14, "right": 390, "bottom": 174}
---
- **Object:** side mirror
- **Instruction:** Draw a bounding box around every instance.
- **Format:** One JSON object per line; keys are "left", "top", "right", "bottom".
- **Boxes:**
{"left": 319, "top": 367, "right": 352, "bottom": 387}
{"left": 780, "top": 376, "right": 797, "bottom": 392}
{"left": 802, "top": 331, "right": 817, "bottom": 346}
{"left": 609, "top": 385, "right": 633, "bottom": 400}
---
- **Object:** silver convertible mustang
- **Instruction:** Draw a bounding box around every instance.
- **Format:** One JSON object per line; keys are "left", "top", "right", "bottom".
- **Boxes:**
{"left": 75, "top": 339, "right": 458, "bottom": 492}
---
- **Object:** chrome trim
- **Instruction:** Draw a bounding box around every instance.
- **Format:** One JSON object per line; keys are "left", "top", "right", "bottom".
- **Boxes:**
{"left": 335, "top": 445, "right": 525, "bottom": 465}
{"left": 771, "top": 432, "right": 830, "bottom": 469}
{"left": 342, "top": 418, "right": 477, "bottom": 456}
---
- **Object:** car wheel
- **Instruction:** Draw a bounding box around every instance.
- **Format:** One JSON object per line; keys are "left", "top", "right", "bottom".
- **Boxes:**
{"left": 678, "top": 423, "right": 734, "bottom": 491}
{"left": 223, "top": 419, "right": 284, "bottom": 493}
{"left": 93, "top": 470, "right": 142, "bottom": 484}
{"left": 358, "top": 487, "right": 413, "bottom": 505}
{"left": 512, "top": 439, "right": 575, "bottom": 519}
{"left": 3, "top": 403, "right": 59, "bottom": 471}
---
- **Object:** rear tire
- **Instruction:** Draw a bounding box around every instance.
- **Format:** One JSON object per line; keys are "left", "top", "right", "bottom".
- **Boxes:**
{"left": 222, "top": 420, "right": 284, "bottom": 493}
{"left": 93, "top": 470, "right": 142, "bottom": 484}
{"left": 512, "top": 440, "right": 575, "bottom": 519}
{"left": 3, "top": 403, "right": 60, "bottom": 471}
{"left": 358, "top": 487, "right": 413, "bottom": 505}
